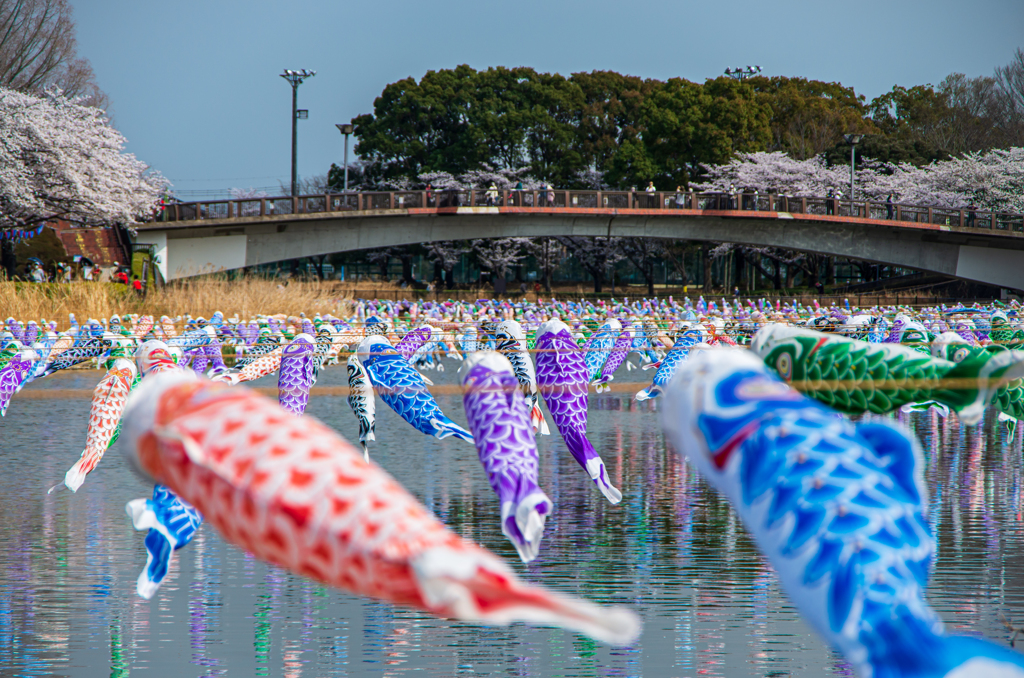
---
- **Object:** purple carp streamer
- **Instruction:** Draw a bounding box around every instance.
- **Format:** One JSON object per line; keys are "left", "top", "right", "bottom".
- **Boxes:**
{"left": 534, "top": 320, "right": 622, "bottom": 504}
{"left": 461, "top": 352, "right": 552, "bottom": 562}
{"left": 277, "top": 333, "right": 316, "bottom": 415}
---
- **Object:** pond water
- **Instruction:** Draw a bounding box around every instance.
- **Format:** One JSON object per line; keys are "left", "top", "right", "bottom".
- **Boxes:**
{"left": 1, "top": 364, "right": 1023, "bottom": 677}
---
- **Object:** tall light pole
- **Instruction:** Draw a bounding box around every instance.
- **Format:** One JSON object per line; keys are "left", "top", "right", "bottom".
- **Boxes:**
{"left": 724, "top": 65, "right": 762, "bottom": 80}
{"left": 280, "top": 69, "right": 315, "bottom": 197}
{"left": 843, "top": 134, "right": 864, "bottom": 200}
{"left": 335, "top": 122, "right": 354, "bottom": 192}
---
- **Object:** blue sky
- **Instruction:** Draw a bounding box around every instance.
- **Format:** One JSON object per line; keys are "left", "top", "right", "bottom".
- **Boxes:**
{"left": 74, "top": 0, "right": 1023, "bottom": 197}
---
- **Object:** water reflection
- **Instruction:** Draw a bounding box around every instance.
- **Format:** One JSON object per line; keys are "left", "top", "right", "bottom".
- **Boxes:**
{"left": 1, "top": 368, "right": 1023, "bottom": 676}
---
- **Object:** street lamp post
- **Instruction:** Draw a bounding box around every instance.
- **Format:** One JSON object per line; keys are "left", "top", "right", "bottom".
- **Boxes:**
{"left": 335, "top": 122, "right": 354, "bottom": 192}
{"left": 280, "top": 69, "right": 316, "bottom": 197}
{"left": 843, "top": 134, "right": 864, "bottom": 201}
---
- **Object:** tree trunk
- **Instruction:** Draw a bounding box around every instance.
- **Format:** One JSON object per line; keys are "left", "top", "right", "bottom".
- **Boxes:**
{"left": 401, "top": 255, "right": 414, "bottom": 284}
{"left": 1, "top": 240, "right": 16, "bottom": 280}
{"left": 773, "top": 261, "right": 782, "bottom": 290}
{"left": 825, "top": 257, "right": 835, "bottom": 286}
{"left": 734, "top": 249, "right": 745, "bottom": 291}
{"left": 646, "top": 265, "right": 655, "bottom": 297}
{"left": 445, "top": 266, "right": 455, "bottom": 289}
{"left": 543, "top": 241, "right": 552, "bottom": 292}
{"left": 592, "top": 268, "right": 604, "bottom": 293}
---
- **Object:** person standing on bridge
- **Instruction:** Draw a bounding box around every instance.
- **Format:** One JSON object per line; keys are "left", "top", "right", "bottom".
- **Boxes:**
{"left": 426, "top": 183, "right": 433, "bottom": 207}
{"left": 675, "top": 186, "right": 686, "bottom": 209}
{"left": 826, "top": 188, "right": 835, "bottom": 215}
{"left": 486, "top": 183, "right": 498, "bottom": 207}
{"left": 545, "top": 183, "right": 555, "bottom": 208}
{"left": 886, "top": 193, "right": 894, "bottom": 220}
{"left": 645, "top": 181, "right": 656, "bottom": 209}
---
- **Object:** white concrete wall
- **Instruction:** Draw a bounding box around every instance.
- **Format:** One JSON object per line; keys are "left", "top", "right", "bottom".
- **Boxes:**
{"left": 956, "top": 245, "right": 1024, "bottom": 291}
{"left": 133, "top": 231, "right": 168, "bottom": 281}
{"left": 165, "top": 235, "right": 247, "bottom": 280}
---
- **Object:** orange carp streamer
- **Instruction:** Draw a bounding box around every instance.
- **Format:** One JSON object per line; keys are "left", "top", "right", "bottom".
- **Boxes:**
{"left": 120, "top": 373, "right": 640, "bottom": 645}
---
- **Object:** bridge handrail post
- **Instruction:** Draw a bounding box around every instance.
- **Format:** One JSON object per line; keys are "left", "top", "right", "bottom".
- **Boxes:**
{"left": 260, "top": 198, "right": 266, "bottom": 217}
{"left": 896, "top": 205, "right": 901, "bottom": 221}
{"left": 690, "top": 192, "right": 697, "bottom": 210}
{"left": 292, "top": 197, "right": 298, "bottom": 215}
{"left": 227, "top": 201, "right": 233, "bottom": 218}
{"left": 597, "top": 190, "right": 603, "bottom": 208}
{"left": 927, "top": 207, "right": 933, "bottom": 224}
{"left": 388, "top": 192, "right": 394, "bottom": 210}
{"left": 801, "top": 197, "right": 807, "bottom": 213}
{"left": 960, "top": 209, "right": 965, "bottom": 228}
{"left": 564, "top": 190, "right": 570, "bottom": 208}
{"left": 532, "top": 190, "right": 537, "bottom": 209}
{"left": 324, "top": 193, "right": 330, "bottom": 212}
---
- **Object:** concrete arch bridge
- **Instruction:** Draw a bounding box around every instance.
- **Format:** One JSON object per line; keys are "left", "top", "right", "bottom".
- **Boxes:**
{"left": 134, "top": 190, "right": 1024, "bottom": 291}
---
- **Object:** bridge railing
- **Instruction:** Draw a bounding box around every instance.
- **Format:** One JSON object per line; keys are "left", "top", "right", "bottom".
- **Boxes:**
{"left": 154, "top": 190, "right": 1024, "bottom": 234}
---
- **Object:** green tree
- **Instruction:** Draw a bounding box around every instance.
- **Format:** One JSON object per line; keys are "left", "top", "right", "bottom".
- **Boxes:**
{"left": 353, "top": 65, "right": 485, "bottom": 182}
{"left": 747, "top": 76, "right": 874, "bottom": 160}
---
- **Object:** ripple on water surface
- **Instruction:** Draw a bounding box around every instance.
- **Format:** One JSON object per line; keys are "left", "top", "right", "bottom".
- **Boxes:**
{"left": 1, "top": 368, "right": 1023, "bottom": 676}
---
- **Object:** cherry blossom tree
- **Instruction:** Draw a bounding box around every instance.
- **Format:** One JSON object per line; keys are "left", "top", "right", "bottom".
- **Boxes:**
{"left": 425, "top": 240, "right": 467, "bottom": 289}
{"left": 472, "top": 238, "right": 527, "bottom": 293}
{"left": 365, "top": 248, "right": 394, "bottom": 281}
{"left": 0, "top": 0, "right": 107, "bottom": 107}
{"left": 557, "top": 236, "right": 624, "bottom": 293}
{"left": 694, "top": 148, "right": 1024, "bottom": 213}
{"left": 523, "top": 237, "right": 562, "bottom": 291}
{"left": 0, "top": 86, "right": 166, "bottom": 276}
{"left": 617, "top": 238, "right": 666, "bottom": 296}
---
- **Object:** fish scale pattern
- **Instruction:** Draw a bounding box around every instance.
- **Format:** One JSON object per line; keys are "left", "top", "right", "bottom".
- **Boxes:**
{"left": 39, "top": 337, "right": 111, "bottom": 377}
{"left": 582, "top": 320, "right": 620, "bottom": 382}
{"left": 277, "top": 335, "right": 315, "bottom": 415}
{"left": 235, "top": 332, "right": 278, "bottom": 368}
{"left": 535, "top": 321, "right": 621, "bottom": 504}
{"left": 395, "top": 326, "right": 432, "bottom": 361}
{"left": 360, "top": 339, "right": 472, "bottom": 442}
{"left": 126, "top": 483, "right": 203, "bottom": 598}
{"left": 311, "top": 330, "right": 334, "bottom": 379}
{"left": 238, "top": 346, "right": 284, "bottom": 383}
{"left": 595, "top": 326, "right": 634, "bottom": 388}
{"left": 461, "top": 356, "right": 551, "bottom": 562}
{"left": 62, "top": 360, "right": 137, "bottom": 491}
{"left": 120, "top": 376, "right": 646, "bottom": 646}
{"left": 0, "top": 353, "right": 33, "bottom": 415}
{"left": 664, "top": 350, "right": 1024, "bottom": 678}
{"left": 346, "top": 355, "right": 376, "bottom": 458}
{"left": 494, "top": 320, "right": 549, "bottom": 435}
{"left": 132, "top": 379, "right": 469, "bottom": 603}
{"left": 636, "top": 330, "right": 703, "bottom": 401}
{"left": 751, "top": 324, "right": 1024, "bottom": 423}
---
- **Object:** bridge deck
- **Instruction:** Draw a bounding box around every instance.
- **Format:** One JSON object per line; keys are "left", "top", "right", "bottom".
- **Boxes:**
{"left": 133, "top": 192, "right": 1024, "bottom": 290}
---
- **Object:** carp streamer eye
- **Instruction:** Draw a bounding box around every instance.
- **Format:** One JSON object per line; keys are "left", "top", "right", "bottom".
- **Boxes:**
{"left": 776, "top": 353, "right": 793, "bottom": 381}
{"left": 953, "top": 347, "right": 970, "bottom": 363}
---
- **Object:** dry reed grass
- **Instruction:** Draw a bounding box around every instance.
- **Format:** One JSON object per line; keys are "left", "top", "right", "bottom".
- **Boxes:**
{"left": 1, "top": 277, "right": 354, "bottom": 329}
